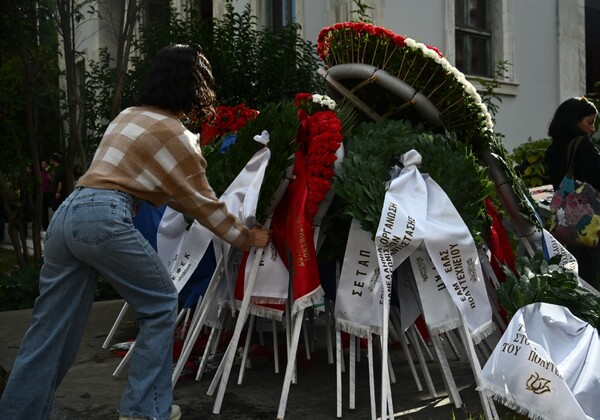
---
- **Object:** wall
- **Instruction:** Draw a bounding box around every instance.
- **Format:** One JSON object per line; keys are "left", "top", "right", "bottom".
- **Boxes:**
{"left": 493, "top": 0, "right": 560, "bottom": 149}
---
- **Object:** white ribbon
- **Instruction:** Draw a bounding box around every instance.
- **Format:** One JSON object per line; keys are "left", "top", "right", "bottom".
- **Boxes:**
{"left": 542, "top": 228, "right": 579, "bottom": 276}
{"left": 374, "top": 150, "right": 428, "bottom": 330}
{"left": 168, "top": 222, "right": 214, "bottom": 292}
{"left": 423, "top": 173, "right": 494, "bottom": 343}
{"left": 334, "top": 219, "right": 380, "bottom": 338}
{"left": 156, "top": 207, "right": 189, "bottom": 270}
{"left": 213, "top": 139, "right": 271, "bottom": 307}
{"left": 238, "top": 242, "right": 288, "bottom": 321}
{"left": 409, "top": 246, "right": 461, "bottom": 334}
{"left": 479, "top": 302, "right": 600, "bottom": 420}
{"left": 394, "top": 260, "right": 423, "bottom": 332}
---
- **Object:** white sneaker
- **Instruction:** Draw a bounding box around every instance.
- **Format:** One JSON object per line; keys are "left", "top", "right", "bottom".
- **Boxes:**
{"left": 119, "top": 404, "right": 181, "bottom": 420}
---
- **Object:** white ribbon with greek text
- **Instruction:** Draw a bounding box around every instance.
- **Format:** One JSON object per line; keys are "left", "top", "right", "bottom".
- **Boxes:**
{"left": 542, "top": 228, "right": 579, "bottom": 277}
{"left": 423, "top": 174, "right": 494, "bottom": 343}
{"left": 374, "top": 150, "right": 428, "bottom": 331}
{"left": 335, "top": 218, "right": 380, "bottom": 338}
{"left": 409, "top": 246, "right": 461, "bottom": 334}
{"left": 479, "top": 302, "right": 600, "bottom": 420}
{"left": 236, "top": 242, "right": 287, "bottom": 321}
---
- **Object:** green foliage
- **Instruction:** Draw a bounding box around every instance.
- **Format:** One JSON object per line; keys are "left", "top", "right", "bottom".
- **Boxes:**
{"left": 0, "top": 1, "right": 61, "bottom": 192}
{"left": 84, "top": 48, "right": 118, "bottom": 158}
{"left": 351, "top": 0, "right": 374, "bottom": 23}
{"left": 511, "top": 137, "right": 551, "bottom": 188}
{"left": 334, "top": 119, "right": 493, "bottom": 241}
{"left": 0, "top": 265, "right": 41, "bottom": 311}
{"left": 0, "top": 264, "right": 120, "bottom": 312}
{"left": 202, "top": 2, "right": 324, "bottom": 109}
{"left": 476, "top": 60, "right": 511, "bottom": 123}
{"left": 83, "top": 1, "right": 325, "bottom": 161}
{"left": 496, "top": 251, "right": 600, "bottom": 329}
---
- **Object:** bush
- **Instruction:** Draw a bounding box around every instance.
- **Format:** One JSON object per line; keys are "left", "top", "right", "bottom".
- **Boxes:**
{"left": 511, "top": 136, "right": 600, "bottom": 188}
{"left": 0, "top": 264, "right": 120, "bottom": 312}
{"left": 510, "top": 137, "right": 551, "bottom": 188}
{"left": 0, "top": 265, "right": 41, "bottom": 311}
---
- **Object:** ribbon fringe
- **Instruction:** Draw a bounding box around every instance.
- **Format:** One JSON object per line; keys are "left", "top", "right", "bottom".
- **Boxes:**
{"left": 335, "top": 320, "right": 372, "bottom": 339}
{"left": 426, "top": 318, "right": 462, "bottom": 336}
{"left": 234, "top": 301, "right": 284, "bottom": 321}
{"left": 292, "top": 287, "right": 325, "bottom": 315}
{"left": 477, "top": 381, "right": 548, "bottom": 420}
{"left": 469, "top": 320, "right": 496, "bottom": 345}
{"left": 250, "top": 296, "right": 288, "bottom": 306}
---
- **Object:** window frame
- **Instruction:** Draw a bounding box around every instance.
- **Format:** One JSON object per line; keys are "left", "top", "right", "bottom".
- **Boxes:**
{"left": 454, "top": 0, "right": 493, "bottom": 77}
{"left": 445, "top": 0, "right": 518, "bottom": 96}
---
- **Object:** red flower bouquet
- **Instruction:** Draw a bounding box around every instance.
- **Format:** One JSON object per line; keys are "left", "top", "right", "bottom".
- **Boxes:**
{"left": 295, "top": 93, "right": 343, "bottom": 224}
{"left": 199, "top": 103, "right": 259, "bottom": 146}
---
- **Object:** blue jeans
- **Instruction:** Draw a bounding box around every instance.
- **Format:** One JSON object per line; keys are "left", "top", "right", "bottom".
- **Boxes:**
{"left": 0, "top": 188, "right": 178, "bottom": 420}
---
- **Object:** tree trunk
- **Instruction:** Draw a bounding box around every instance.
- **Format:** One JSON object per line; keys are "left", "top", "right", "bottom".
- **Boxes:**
{"left": 110, "top": 0, "right": 144, "bottom": 119}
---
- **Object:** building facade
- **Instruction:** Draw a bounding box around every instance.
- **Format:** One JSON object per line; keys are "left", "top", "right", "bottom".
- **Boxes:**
{"left": 76, "top": 0, "right": 600, "bottom": 151}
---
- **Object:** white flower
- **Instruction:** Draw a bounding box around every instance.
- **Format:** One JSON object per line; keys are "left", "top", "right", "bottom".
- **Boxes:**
{"left": 312, "top": 93, "right": 337, "bottom": 110}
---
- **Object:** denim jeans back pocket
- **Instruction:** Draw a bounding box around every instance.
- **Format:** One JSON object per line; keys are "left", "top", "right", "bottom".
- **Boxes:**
{"left": 72, "top": 200, "right": 124, "bottom": 245}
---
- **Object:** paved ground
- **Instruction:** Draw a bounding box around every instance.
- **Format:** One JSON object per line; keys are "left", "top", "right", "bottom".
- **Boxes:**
{"left": 0, "top": 299, "right": 522, "bottom": 420}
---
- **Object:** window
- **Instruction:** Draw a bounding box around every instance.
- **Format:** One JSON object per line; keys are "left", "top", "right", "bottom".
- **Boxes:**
{"left": 455, "top": 0, "right": 492, "bottom": 77}
{"left": 189, "top": 0, "right": 213, "bottom": 21}
{"left": 267, "top": 0, "right": 295, "bottom": 31}
{"left": 445, "top": 0, "right": 516, "bottom": 94}
{"left": 144, "top": 0, "right": 171, "bottom": 29}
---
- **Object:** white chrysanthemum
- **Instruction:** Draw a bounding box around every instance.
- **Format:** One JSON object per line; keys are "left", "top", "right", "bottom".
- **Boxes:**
{"left": 423, "top": 47, "right": 440, "bottom": 61}
{"left": 312, "top": 93, "right": 337, "bottom": 110}
{"left": 405, "top": 37, "right": 417, "bottom": 48}
{"left": 440, "top": 59, "right": 453, "bottom": 72}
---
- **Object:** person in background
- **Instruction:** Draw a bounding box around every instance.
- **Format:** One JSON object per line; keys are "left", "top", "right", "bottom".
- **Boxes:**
{"left": 545, "top": 96, "right": 600, "bottom": 288}
{"left": 40, "top": 160, "right": 51, "bottom": 230}
{"left": 49, "top": 152, "right": 66, "bottom": 212}
{"left": 0, "top": 43, "right": 271, "bottom": 420}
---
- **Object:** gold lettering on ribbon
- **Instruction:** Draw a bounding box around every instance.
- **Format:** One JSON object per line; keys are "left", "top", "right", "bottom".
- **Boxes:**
{"left": 294, "top": 213, "right": 311, "bottom": 267}
{"left": 527, "top": 349, "right": 563, "bottom": 379}
{"left": 525, "top": 372, "right": 552, "bottom": 395}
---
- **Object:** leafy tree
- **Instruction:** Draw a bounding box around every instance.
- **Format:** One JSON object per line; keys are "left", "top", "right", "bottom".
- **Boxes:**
{"left": 0, "top": 0, "right": 60, "bottom": 266}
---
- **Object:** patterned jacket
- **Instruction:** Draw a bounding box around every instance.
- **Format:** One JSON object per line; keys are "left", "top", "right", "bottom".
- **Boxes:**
{"left": 77, "top": 106, "right": 254, "bottom": 250}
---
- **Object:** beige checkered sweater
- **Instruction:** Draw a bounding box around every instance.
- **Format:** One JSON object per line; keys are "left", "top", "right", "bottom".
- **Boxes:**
{"left": 77, "top": 106, "right": 254, "bottom": 250}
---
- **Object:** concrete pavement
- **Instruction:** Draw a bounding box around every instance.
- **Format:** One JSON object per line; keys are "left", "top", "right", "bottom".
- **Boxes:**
{"left": 0, "top": 300, "right": 517, "bottom": 419}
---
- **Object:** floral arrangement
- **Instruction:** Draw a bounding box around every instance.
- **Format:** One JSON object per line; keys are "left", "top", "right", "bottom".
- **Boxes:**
{"left": 334, "top": 118, "right": 493, "bottom": 242}
{"left": 204, "top": 100, "right": 298, "bottom": 222}
{"left": 295, "top": 93, "right": 344, "bottom": 223}
{"left": 295, "top": 92, "right": 337, "bottom": 113}
{"left": 317, "top": 21, "right": 494, "bottom": 151}
{"left": 199, "top": 103, "right": 259, "bottom": 146}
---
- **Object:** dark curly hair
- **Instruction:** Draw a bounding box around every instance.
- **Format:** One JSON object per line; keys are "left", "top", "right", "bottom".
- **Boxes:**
{"left": 548, "top": 96, "right": 598, "bottom": 142}
{"left": 138, "top": 43, "right": 216, "bottom": 120}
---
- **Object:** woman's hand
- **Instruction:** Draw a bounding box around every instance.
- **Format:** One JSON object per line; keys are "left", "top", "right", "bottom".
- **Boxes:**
{"left": 250, "top": 226, "right": 272, "bottom": 248}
